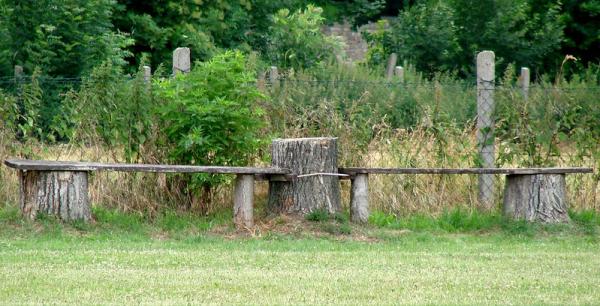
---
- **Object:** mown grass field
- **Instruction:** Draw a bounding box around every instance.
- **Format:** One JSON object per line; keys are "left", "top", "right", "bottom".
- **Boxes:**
{"left": 1, "top": 206, "right": 599, "bottom": 305}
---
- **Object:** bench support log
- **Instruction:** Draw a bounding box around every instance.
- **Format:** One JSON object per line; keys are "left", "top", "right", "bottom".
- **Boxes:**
{"left": 268, "top": 138, "right": 341, "bottom": 214}
{"left": 350, "top": 174, "right": 369, "bottom": 223}
{"left": 19, "top": 170, "right": 91, "bottom": 221}
{"left": 233, "top": 174, "right": 254, "bottom": 228}
{"left": 503, "top": 174, "right": 569, "bottom": 223}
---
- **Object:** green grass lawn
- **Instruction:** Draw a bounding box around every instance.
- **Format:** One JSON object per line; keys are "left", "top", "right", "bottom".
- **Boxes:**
{"left": 1, "top": 207, "right": 600, "bottom": 305}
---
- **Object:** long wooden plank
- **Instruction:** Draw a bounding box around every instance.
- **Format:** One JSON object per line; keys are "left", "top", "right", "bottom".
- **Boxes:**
{"left": 4, "top": 159, "right": 290, "bottom": 175}
{"left": 339, "top": 167, "right": 593, "bottom": 175}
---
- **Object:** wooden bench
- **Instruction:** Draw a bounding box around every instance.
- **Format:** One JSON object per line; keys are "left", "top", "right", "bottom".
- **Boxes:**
{"left": 4, "top": 159, "right": 291, "bottom": 228}
{"left": 338, "top": 167, "right": 594, "bottom": 223}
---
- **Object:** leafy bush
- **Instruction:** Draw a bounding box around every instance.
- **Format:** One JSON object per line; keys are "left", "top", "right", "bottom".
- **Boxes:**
{"left": 63, "top": 61, "right": 155, "bottom": 162}
{"left": 155, "top": 51, "right": 266, "bottom": 209}
{"left": 266, "top": 5, "right": 344, "bottom": 70}
{"left": 366, "top": 0, "right": 564, "bottom": 76}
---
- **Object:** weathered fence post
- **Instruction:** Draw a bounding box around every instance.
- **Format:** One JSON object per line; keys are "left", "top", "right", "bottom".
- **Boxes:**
{"left": 350, "top": 174, "right": 369, "bottom": 223}
{"left": 268, "top": 138, "right": 342, "bottom": 214}
{"left": 172, "top": 47, "right": 191, "bottom": 75}
{"left": 14, "top": 65, "right": 23, "bottom": 80}
{"left": 520, "top": 67, "right": 530, "bottom": 100}
{"left": 476, "top": 51, "right": 495, "bottom": 210}
{"left": 269, "top": 66, "right": 279, "bottom": 88}
{"left": 19, "top": 170, "right": 91, "bottom": 221}
{"left": 233, "top": 174, "right": 254, "bottom": 228}
{"left": 143, "top": 66, "right": 151, "bottom": 83}
{"left": 386, "top": 53, "right": 398, "bottom": 80}
{"left": 503, "top": 174, "right": 569, "bottom": 223}
{"left": 394, "top": 66, "right": 404, "bottom": 83}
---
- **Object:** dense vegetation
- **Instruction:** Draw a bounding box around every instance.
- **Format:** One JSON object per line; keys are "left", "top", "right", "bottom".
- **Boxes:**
{"left": 0, "top": 1, "right": 598, "bottom": 214}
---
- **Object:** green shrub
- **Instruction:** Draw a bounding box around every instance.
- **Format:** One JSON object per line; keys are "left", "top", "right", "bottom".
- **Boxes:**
{"left": 305, "top": 209, "right": 330, "bottom": 222}
{"left": 368, "top": 211, "right": 396, "bottom": 227}
{"left": 154, "top": 51, "right": 266, "bottom": 209}
{"left": 266, "top": 5, "right": 343, "bottom": 70}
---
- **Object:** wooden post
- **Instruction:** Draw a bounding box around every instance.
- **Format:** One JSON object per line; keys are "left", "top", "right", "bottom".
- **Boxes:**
{"left": 503, "top": 174, "right": 569, "bottom": 223}
{"left": 172, "top": 47, "right": 191, "bottom": 75}
{"left": 394, "top": 66, "right": 404, "bottom": 83}
{"left": 476, "top": 51, "right": 495, "bottom": 210}
{"left": 233, "top": 174, "right": 254, "bottom": 228}
{"left": 268, "top": 138, "right": 342, "bottom": 214}
{"left": 269, "top": 66, "right": 279, "bottom": 88}
{"left": 386, "top": 53, "right": 398, "bottom": 80}
{"left": 350, "top": 174, "right": 369, "bottom": 223}
{"left": 520, "top": 67, "right": 530, "bottom": 100}
{"left": 20, "top": 170, "right": 91, "bottom": 221}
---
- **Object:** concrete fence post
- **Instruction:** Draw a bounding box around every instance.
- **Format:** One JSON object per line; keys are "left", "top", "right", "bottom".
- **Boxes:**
{"left": 143, "top": 66, "right": 151, "bottom": 84}
{"left": 269, "top": 66, "right": 279, "bottom": 88}
{"left": 172, "top": 47, "right": 191, "bottom": 75}
{"left": 476, "top": 51, "right": 496, "bottom": 210}
{"left": 394, "top": 66, "right": 404, "bottom": 83}
{"left": 520, "top": 67, "right": 530, "bottom": 100}
{"left": 386, "top": 53, "right": 398, "bottom": 80}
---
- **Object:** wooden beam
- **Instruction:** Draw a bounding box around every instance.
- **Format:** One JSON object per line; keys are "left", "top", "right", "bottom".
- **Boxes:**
{"left": 4, "top": 160, "right": 290, "bottom": 175}
{"left": 339, "top": 167, "right": 593, "bottom": 175}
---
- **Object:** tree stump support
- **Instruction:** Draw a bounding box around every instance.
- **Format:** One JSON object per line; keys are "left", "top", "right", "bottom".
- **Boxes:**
{"left": 268, "top": 138, "right": 342, "bottom": 214}
{"left": 503, "top": 174, "right": 570, "bottom": 223}
{"left": 19, "top": 170, "right": 91, "bottom": 221}
{"left": 233, "top": 174, "right": 254, "bottom": 228}
{"left": 350, "top": 174, "right": 369, "bottom": 223}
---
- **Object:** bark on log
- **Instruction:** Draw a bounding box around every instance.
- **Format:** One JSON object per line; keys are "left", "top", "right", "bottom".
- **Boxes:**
{"left": 20, "top": 170, "right": 90, "bottom": 221}
{"left": 233, "top": 174, "right": 254, "bottom": 228}
{"left": 268, "top": 138, "right": 341, "bottom": 214}
{"left": 503, "top": 174, "right": 569, "bottom": 223}
{"left": 350, "top": 174, "right": 369, "bottom": 223}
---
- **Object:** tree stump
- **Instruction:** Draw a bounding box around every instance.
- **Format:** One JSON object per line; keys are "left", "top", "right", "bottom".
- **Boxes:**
{"left": 19, "top": 170, "right": 91, "bottom": 221}
{"left": 503, "top": 174, "right": 569, "bottom": 223}
{"left": 268, "top": 138, "right": 342, "bottom": 214}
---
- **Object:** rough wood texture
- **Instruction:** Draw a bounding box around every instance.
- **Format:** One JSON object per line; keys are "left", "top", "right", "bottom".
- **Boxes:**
{"left": 339, "top": 167, "right": 592, "bottom": 176}
{"left": 20, "top": 170, "right": 90, "bottom": 221}
{"left": 350, "top": 174, "right": 369, "bottom": 223}
{"left": 503, "top": 174, "right": 570, "bottom": 223}
{"left": 5, "top": 159, "right": 289, "bottom": 175}
{"left": 268, "top": 138, "right": 341, "bottom": 214}
{"left": 233, "top": 174, "right": 254, "bottom": 228}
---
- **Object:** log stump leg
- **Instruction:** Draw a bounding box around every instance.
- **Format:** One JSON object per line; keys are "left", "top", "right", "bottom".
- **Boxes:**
{"left": 20, "top": 170, "right": 90, "bottom": 221}
{"left": 503, "top": 174, "right": 569, "bottom": 223}
{"left": 350, "top": 174, "right": 369, "bottom": 223}
{"left": 233, "top": 174, "right": 254, "bottom": 228}
{"left": 268, "top": 138, "right": 341, "bottom": 215}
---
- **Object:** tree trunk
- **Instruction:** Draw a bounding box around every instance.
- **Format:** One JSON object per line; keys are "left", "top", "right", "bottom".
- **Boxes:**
{"left": 503, "top": 174, "right": 569, "bottom": 223}
{"left": 268, "top": 138, "right": 341, "bottom": 214}
{"left": 20, "top": 170, "right": 90, "bottom": 221}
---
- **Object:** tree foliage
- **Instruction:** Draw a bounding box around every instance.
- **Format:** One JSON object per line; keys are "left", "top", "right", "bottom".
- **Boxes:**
{"left": 0, "top": 0, "right": 132, "bottom": 77}
{"left": 366, "top": 0, "right": 566, "bottom": 76}
{"left": 266, "top": 5, "right": 344, "bottom": 70}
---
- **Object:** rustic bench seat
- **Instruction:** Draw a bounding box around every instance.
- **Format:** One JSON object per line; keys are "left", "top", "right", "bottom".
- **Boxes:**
{"left": 338, "top": 167, "right": 593, "bottom": 223}
{"left": 4, "top": 159, "right": 290, "bottom": 227}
